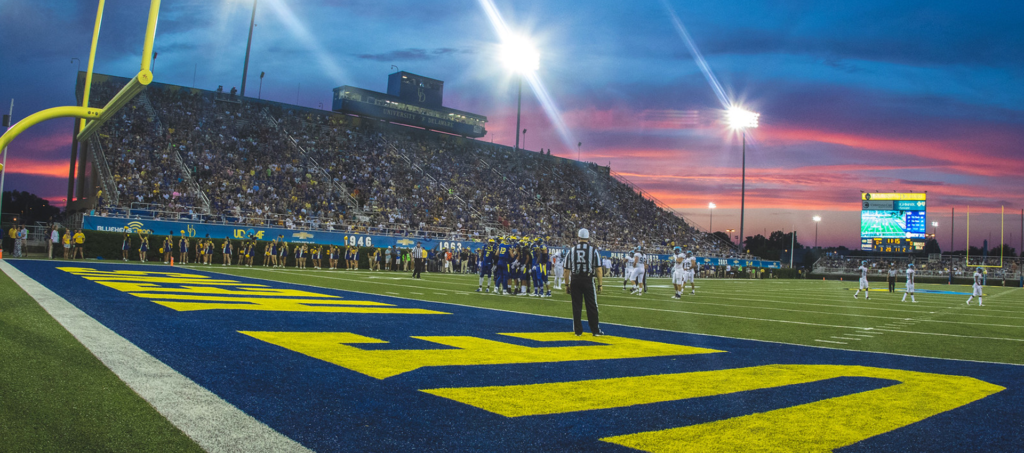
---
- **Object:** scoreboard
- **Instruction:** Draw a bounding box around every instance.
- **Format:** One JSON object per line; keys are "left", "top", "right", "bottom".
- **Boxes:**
{"left": 860, "top": 238, "right": 923, "bottom": 253}
{"left": 860, "top": 193, "right": 926, "bottom": 252}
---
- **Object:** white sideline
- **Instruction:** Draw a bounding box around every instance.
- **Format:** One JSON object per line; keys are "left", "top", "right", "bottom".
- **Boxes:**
{"left": 0, "top": 261, "right": 311, "bottom": 453}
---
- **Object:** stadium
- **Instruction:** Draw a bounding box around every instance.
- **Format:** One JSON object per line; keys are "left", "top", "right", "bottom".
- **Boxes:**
{"left": 1, "top": 1, "right": 1023, "bottom": 452}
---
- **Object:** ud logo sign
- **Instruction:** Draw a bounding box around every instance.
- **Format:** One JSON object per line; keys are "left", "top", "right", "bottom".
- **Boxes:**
{"left": 7, "top": 259, "right": 1022, "bottom": 452}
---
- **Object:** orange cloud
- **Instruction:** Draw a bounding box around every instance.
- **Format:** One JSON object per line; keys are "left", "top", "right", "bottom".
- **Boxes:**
{"left": 5, "top": 158, "right": 69, "bottom": 178}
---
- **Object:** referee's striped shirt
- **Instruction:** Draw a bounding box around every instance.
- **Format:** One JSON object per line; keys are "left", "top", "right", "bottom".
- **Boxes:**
{"left": 566, "top": 241, "right": 602, "bottom": 276}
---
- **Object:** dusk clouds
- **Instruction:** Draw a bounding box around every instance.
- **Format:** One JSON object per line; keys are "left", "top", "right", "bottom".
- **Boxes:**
{"left": 0, "top": 0, "right": 1021, "bottom": 248}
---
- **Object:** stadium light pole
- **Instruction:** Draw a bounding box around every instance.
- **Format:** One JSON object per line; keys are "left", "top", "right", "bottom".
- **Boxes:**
{"left": 813, "top": 216, "right": 821, "bottom": 248}
{"left": 727, "top": 107, "right": 759, "bottom": 254}
{"left": 501, "top": 35, "right": 539, "bottom": 154}
{"left": 708, "top": 202, "right": 716, "bottom": 232}
{"left": 240, "top": 0, "right": 258, "bottom": 97}
{"left": 522, "top": 128, "right": 527, "bottom": 151}
{"left": 726, "top": 228, "right": 735, "bottom": 245}
{"left": 258, "top": 71, "right": 265, "bottom": 99}
{"left": 577, "top": 141, "right": 581, "bottom": 161}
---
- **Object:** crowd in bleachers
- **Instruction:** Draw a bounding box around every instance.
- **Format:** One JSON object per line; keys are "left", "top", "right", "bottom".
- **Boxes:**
{"left": 86, "top": 76, "right": 744, "bottom": 259}
{"left": 89, "top": 79, "right": 194, "bottom": 209}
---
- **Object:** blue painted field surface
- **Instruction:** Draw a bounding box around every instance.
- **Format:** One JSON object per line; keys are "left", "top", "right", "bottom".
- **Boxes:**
{"left": 11, "top": 260, "right": 1024, "bottom": 452}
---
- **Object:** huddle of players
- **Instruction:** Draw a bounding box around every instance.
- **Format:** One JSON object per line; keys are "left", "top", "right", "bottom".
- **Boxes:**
{"left": 853, "top": 260, "right": 987, "bottom": 306}
{"left": 476, "top": 235, "right": 556, "bottom": 297}
{"left": 618, "top": 246, "right": 697, "bottom": 299}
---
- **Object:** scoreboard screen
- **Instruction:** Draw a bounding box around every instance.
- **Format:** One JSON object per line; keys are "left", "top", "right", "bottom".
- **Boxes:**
{"left": 860, "top": 193, "right": 926, "bottom": 251}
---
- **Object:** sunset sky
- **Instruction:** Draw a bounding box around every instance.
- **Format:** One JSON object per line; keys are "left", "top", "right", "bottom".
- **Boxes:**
{"left": 1, "top": 0, "right": 1021, "bottom": 249}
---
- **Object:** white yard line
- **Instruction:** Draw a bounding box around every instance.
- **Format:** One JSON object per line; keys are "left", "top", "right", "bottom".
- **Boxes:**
{"left": 0, "top": 261, "right": 310, "bottom": 453}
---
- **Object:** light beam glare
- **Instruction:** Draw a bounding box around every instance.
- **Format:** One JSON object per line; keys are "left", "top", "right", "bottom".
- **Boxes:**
{"left": 662, "top": 0, "right": 732, "bottom": 110}
{"left": 662, "top": 1, "right": 763, "bottom": 149}
{"left": 478, "top": 0, "right": 577, "bottom": 153}
{"left": 263, "top": 0, "right": 349, "bottom": 87}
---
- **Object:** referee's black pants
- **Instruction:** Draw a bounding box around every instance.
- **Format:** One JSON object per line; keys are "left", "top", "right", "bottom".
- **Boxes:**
{"left": 888, "top": 278, "right": 895, "bottom": 292}
{"left": 570, "top": 274, "right": 600, "bottom": 335}
{"left": 413, "top": 258, "right": 423, "bottom": 278}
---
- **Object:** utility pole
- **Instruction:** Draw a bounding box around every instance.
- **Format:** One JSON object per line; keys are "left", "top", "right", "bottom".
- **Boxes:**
{"left": 0, "top": 100, "right": 13, "bottom": 223}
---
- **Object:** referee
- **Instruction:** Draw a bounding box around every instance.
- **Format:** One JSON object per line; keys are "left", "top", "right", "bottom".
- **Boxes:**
{"left": 563, "top": 228, "right": 605, "bottom": 336}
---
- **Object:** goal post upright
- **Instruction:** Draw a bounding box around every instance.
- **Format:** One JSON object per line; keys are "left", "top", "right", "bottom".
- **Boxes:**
{"left": 0, "top": 0, "right": 162, "bottom": 152}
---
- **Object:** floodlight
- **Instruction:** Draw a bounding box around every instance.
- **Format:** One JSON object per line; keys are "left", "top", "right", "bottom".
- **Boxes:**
{"left": 932, "top": 221, "right": 939, "bottom": 227}
{"left": 709, "top": 202, "right": 716, "bottom": 209}
{"left": 727, "top": 107, "right": 759, "bottom": 129}
{"left": 813, "top": 216, "right": 821, "bottom": 222}
{"left": 501, "top": 35, "right": 540, "bottom": 74}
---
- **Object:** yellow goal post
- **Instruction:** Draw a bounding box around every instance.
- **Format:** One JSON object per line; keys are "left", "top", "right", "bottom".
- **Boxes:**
{"left": 0, "top": 0, "right": 162, "bottom": 154}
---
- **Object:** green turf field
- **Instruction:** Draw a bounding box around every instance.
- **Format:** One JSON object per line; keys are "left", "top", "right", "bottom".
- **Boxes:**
{"left": 3, "top": 259, "right": 1022, "bottom": 451}
{"left": 0, "top": 266, "right": 203, "bottom": 453}
{"left": 192, "top": 265, "right": 1024, "bottom": 365}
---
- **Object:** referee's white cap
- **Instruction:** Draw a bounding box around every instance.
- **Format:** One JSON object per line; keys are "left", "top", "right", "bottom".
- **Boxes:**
{"left": 577, "top": 228, "right": 590, "bottom": 239}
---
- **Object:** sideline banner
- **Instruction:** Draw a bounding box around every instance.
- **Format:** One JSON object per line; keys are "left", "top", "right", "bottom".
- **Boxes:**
{"left": 83, "top": 215, "right": 782, "bottom": 268}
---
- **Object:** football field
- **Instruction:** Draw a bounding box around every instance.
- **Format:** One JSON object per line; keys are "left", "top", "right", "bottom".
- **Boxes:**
{"left": 2, "top": 259, "right": 1022, "bottom": 452}
{"left": 860, "top": 212, "right": 907, "bottom": 238}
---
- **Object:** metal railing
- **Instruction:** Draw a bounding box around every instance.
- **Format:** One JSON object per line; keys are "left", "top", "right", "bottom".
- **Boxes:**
{"left": 168, "top": 143, "right": 211, "bottom": 213}
{"left": 261, "top": 108, "right": 359, "bottom": 210}
{"left": 87, "top": 134, "right": 120, "bottom": 206}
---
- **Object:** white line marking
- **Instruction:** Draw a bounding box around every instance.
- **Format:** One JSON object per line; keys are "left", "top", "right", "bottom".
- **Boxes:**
{"left": 0, "top": 261, "right": 310, "bottom": 453}
{"left": 385, "top": 292, "right": 399, "bottom": 295}
{"left": 831, "top": 336, "right": 861, "bottom": 341}
{"left": 815, "top": 340, "right": 848, "bottom": 345}
{"left": 410, "top": 292, "right": 424, "bottom": 295}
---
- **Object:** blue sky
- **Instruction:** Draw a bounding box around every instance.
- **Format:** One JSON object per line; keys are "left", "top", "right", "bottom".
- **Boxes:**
{"left": 1, "top": 0, "right": 1022, "bottom": 249}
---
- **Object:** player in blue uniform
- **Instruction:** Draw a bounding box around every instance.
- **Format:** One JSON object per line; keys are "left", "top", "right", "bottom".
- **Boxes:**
{"left": 516, "top": 238, "right": 533, "bottom": 296}
{"left": 495, "top": 236, "right": 515, "bottom": 295}
{"left": 533, "top": 241, "right": 551, "bottom": 297}
{"left": 477, "top": 238, "right": 496, "bottom": 292}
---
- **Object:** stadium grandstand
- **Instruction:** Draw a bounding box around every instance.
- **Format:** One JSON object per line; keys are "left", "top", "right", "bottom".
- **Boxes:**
{"left": 65, "top": 72, "right": 748, "bottom": 258}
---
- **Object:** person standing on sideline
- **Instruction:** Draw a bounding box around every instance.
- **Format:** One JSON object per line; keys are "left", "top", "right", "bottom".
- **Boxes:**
{"left": 12, "top": 224, "right": 23, "bottom": 257}
{"left": 412, "top": 242, "right": 425, "bottom": 278}
{"left": 72, "top": 229, "right": 86, "bottom": 259}
{"left": 887, "top": 264, "right": 897, "bottom": 293}
{"left": 48, "top": 225, "right": 59, "bottom": 259}
{"left": 563, "top": 228, "right": 605, "bottom": 336}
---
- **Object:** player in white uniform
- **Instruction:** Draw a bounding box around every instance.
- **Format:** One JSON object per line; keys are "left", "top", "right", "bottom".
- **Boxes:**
{"left": 966, "top": 267, "right": 984, "bottom": 306}
{"left": 622, "top": 256, "right": 635, "bottom": 291}
{"left": 853, "top": 260, "right": 871, "bottom": 299}
{"left": 629, "top": 247, "right": 646, "bottom": 296}
{"left": 683, "top": 251, "right": 697, "bottom": 295}
{"left": 901, "top": 263, "right": 916, "bottom": 303}
{"left": 671, "top": 247, "right": 685, "bottom": 299}
{"left": 552, "top": 250, "right": 564, "bottom": 290}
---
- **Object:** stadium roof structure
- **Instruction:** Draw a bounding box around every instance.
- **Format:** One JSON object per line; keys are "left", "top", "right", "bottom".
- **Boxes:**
{"left": 333, "top": 71, "right": 487, "bottom": 138}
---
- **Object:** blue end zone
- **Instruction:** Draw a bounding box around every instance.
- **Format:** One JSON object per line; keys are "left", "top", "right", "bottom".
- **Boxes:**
{"left": 9, "top": 260, "right": 1023, "bottom": 452}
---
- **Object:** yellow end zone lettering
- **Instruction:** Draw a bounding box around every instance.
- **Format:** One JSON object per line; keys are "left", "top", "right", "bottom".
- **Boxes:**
{"left": 57, "top": 267, "right": 449, "bottom": 315}
{"left": 425, "top": 364, "right": 1003, "bottom": 452}
{"left": 237, "top": 331, "right": 723, "bottom": 379}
